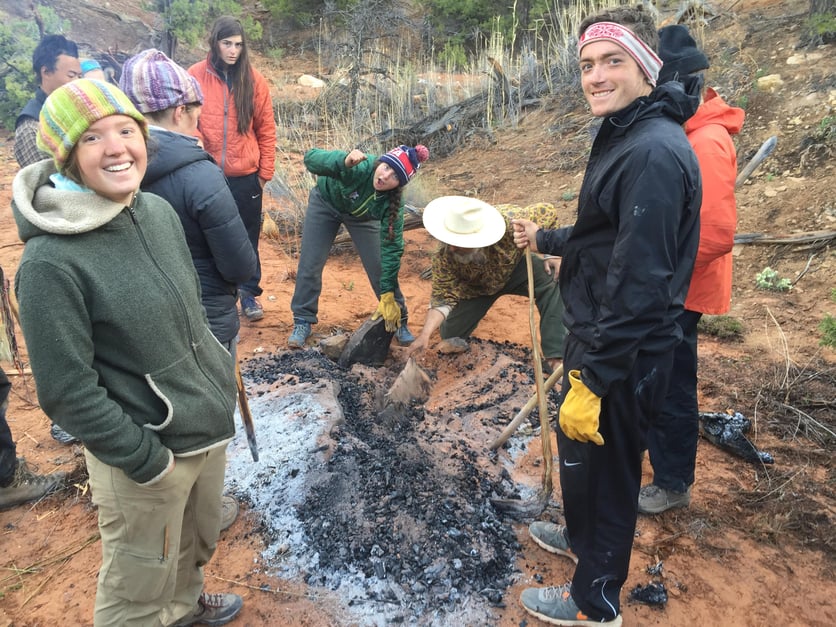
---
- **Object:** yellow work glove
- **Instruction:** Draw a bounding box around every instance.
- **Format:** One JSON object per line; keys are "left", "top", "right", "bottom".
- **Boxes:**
{"left": 559, "top": 369, "right": 605, "bottom": 445}
{"left": 371, "top": 292, "right": 401, "bottom": 332}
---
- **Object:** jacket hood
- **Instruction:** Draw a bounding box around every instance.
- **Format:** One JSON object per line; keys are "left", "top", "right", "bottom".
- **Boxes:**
{"left": 608, "top": 80, "right": 701, "bottom": 130}
{"left": 12, "top": 160, "right": 127, "bottom": 243}
{"left": 685, "top": 87, "right": 745, "bottom": 136}
{"left": 144, "top": 127, "right": 213, "bottom": 186}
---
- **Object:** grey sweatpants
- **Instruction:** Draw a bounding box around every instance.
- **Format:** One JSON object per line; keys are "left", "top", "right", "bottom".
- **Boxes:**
{"left": 290, "top": 187, "right": 407, "bottom": 324}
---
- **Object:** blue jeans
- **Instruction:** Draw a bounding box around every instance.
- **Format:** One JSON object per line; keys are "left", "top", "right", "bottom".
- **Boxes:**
{"left": 290, "top": 187, "right": 407, "bottom": 324}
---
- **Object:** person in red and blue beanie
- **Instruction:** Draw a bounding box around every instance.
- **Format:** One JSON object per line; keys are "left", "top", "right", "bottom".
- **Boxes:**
{"left": 288, "top": 143, "right": 429, "bottom": 349}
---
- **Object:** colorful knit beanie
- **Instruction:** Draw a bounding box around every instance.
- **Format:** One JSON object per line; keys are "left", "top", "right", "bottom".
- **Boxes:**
{"left": 119, "top": 48, "right": 204, "bottom": 114}
{"left": 37, "top": 78, "right": 148, "bottom": 170}
{"left": 379, "top": 144, "right": 430, "bottom": 187}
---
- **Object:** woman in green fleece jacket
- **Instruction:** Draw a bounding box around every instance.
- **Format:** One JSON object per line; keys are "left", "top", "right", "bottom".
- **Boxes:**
{"left": 11, "top": 79, "right": 243, "bottom": 626}
{"left": 287, "top": 144, "right": 429, "bottom": 349}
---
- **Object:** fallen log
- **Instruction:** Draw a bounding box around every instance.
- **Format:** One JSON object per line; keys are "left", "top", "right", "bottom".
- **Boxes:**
{"left": 734, "top": 230, "right": 836, "bottom": 245}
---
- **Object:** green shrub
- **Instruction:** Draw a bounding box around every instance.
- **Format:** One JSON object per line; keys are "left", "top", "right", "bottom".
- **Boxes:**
{"left": 819, "top": 314, "right": 836, "bottom": 348}
{"left": 755, "top": 267, "right": 792, "bottom": 292}
{"left": 698, "top": 315, "right": 744, "bottom": 340}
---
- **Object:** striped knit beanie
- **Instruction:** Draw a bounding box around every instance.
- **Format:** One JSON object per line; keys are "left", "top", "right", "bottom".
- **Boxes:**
{"left": 119, "top": 48, "right": 203, "bottom": 113}
{"left": 37, "top": 78, "right": 148, "bottom": 170}
{"left": 379, "top": 144, "right": 430, "bottom": 187}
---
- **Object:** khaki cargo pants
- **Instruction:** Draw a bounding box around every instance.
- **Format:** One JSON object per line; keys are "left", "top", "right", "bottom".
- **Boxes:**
{"left": 85, "top": 446, "right": 226, "bottom": 626}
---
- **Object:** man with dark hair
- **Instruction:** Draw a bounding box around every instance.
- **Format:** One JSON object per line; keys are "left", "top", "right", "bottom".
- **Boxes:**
{"left": 14, "top": 34, "right": 81, "bottom": 168}
{"left": 14, "top": 35, "right": 82, "bottom": 446}
{"left": 512, "top": 5, "right": 702, "bottom": 624}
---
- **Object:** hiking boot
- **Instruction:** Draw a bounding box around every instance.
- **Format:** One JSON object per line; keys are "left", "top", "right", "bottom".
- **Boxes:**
{"left": 51, "top": 423, "right": 79, "bottom": 444}
{"left": 240, "top": 294, "right": 263, "bottom": 321}
{"left": 172, "top": 592, "right": 243, "bottom": 626}
{"left": 521, "top": 584, "right": 622, "bottom": 626}
{"left": 395, "top": 323, "right": 415, "bottom": 346}
{"left": 287, "top": 321, "right": 311, "bottom": 349}
{"left": 0, "top": 458, "right": 66, "bottom": 510}
{"left": 638, "top": 484, "right": 691, "bottom": 515}
{"left": 220, "top": 494, "right": 239, "bottom": 531}
{"left": 528, "top": 521, "right": 578, "bottom": 564}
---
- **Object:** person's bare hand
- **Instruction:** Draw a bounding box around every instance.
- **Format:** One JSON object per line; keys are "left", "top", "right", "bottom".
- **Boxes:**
{"left": 511, "top": 218, "right": 541, "bottom": 253}
{"left": 404, "top": 334, "right": 429, "bottom": 361}
{"left": 345, "top": 149, "right": 367, "bottom": 168}
{"left": 543, "top": 256, "right": 560, "bottom": 281}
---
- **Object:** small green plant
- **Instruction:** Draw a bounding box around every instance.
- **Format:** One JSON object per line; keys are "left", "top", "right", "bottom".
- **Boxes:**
{"left": 342, "top": 280, "right": 354, "bottom": 291}
{"left": 561, "top": 190, "right": 576, "bottom": 201}
{"left": 819, "top": 315, "right": 836, "bottom": 348}
{"left": 736, "top": 94, "right": 749, "bottom": 110}
{"left": 698, "top": 315, "right": 744, "bottom": 340}
{"left": 755, "top": 267, "right": 792, "bottom": 292}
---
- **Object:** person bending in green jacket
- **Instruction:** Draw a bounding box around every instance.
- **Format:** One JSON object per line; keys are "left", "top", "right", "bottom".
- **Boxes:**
{"left": 288, "top": 144, "right": 429, "bottom": 348}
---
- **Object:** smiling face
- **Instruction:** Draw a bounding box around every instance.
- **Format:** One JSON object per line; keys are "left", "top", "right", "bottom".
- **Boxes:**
{"left": 72, "top": 115, "right": 147, "bottom": 205}
{"left": 373, "top": 162, "right": 400, "bottom": 191}
{"left": 217, "top": 35, "right": 243, "bottom": 67}
{"left": 579, "top": 39, "right": 652, "bottom": 117}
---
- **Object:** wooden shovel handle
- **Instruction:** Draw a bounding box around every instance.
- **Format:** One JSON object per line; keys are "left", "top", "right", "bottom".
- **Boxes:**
{"left": 489, "top": 364, "right": 563, "bottom": 450}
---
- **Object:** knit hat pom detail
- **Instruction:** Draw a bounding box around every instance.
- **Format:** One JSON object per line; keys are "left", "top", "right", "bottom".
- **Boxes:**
{"left": 414, "top": 144, "right": 430, "bottom": 164}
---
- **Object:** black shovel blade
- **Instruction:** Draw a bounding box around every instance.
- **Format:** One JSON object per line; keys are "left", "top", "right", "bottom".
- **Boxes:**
{"left": 338, "top": 317, "right": 394, "bottom": 367}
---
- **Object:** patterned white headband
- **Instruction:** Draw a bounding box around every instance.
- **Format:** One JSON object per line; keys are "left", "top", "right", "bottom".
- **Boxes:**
{"left": 578, "top": 21, "right": 663, "bottom": 86}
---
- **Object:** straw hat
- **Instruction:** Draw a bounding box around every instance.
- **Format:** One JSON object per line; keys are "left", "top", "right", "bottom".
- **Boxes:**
{"left": 422, "top": 196, "right": 506, "bottom": 248}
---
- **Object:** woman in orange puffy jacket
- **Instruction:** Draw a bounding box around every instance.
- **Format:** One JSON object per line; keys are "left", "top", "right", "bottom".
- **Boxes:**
{"left": 189, "top": 16, "right": 276, "bottom": 322}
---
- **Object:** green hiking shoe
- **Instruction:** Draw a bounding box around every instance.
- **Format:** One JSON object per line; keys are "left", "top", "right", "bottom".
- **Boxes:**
{"left": 528, "top": 521, "right": 578, "bottom": 564}
{"left": 638, "top": 484, "right": 691, "bottom": 515}
{"left": 520, "top": 584, "right": 622, "bottom": 626}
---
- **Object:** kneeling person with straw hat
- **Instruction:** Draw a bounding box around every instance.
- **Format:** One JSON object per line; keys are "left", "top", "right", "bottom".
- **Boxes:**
{"left": 406, "top": 196, "right": 565, "bottom": 371}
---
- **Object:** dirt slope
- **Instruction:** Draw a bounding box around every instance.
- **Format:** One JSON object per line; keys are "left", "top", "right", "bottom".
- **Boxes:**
{"left": 1, "top": 0, "right": 834, "bottom": 625}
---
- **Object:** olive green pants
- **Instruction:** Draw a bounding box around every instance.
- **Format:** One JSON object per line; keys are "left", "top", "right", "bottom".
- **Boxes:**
{"left": 440, "top": 256, "right": 566, "bottom": 359}
{"left": 85, "top": 446, "right": 226, "bottom": 626}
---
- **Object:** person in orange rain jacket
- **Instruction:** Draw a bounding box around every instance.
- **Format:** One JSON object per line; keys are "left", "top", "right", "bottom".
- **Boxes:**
{"left": 639, "top": 24, "right": 746, "bottom": 515}
{"left": 188, "top": 16, "right": 276, "bottom": 323}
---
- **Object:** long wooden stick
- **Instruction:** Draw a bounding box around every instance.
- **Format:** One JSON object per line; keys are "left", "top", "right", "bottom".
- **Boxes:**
{"left": 490, "top": 364, "right": 563, "bottom": 450}
{"left": 235, "top": 362, "right": 259, "bottom": 462}
{"left": 525, "top": 251, "right": 553, "bottom": 497}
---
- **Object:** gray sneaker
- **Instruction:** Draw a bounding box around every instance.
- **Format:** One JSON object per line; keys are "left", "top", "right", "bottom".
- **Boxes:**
{"left": 528, "top": 521, "right": 578, "bottom": 564}
{"left": 638, "top": 484, "right": 691, "bottom": 515}
{"left": 287, "top": 321, "right": 311, "bottom": 349}
{"left": 0, "top": 458, "right": 66, "bottom": 510}
{"left": 521, "top": 583, "right": 622, "bottom": 626}
{"left": 172, "top": 592, "right": 243, "bottom": 626}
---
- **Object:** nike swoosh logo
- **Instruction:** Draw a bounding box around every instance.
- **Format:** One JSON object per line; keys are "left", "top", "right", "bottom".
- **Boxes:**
{"left": 251, "top": 194, "right": 261, "bottom": 199}
{"left": 563, "top": 460, "right": 582, "bottom": 467}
